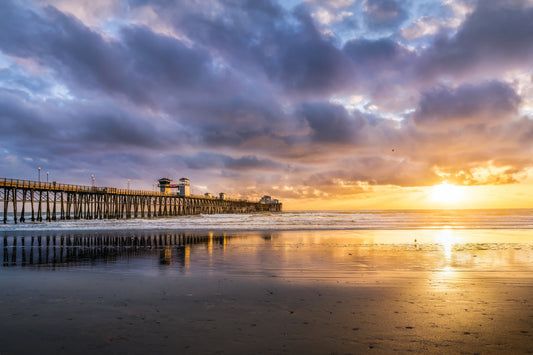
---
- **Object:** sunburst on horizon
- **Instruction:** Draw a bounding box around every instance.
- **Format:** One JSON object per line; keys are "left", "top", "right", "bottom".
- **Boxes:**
{"left": 429, "top": 182, "right": 466, "bottom": 205}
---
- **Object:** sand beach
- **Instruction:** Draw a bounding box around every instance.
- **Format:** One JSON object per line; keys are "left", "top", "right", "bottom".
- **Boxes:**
{"left": 1, "top": 227, "right": 533, "bottom": 354}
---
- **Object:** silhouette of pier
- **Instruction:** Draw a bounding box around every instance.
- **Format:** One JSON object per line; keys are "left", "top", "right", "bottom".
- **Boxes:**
{"left": 1, "top": 232, "right": 232, "bottom": 267}
{"left": 1, "top": 178, "right": 282, "bottom": 224}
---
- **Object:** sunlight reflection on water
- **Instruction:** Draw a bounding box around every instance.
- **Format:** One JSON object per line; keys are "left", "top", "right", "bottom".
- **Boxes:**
{"left": 1, "top": 229, "right": 532, "bottom": 280}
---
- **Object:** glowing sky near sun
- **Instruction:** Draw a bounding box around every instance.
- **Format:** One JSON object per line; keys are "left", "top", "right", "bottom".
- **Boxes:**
{"left": 0, "top": 0, "right": 533, "bottom": 209}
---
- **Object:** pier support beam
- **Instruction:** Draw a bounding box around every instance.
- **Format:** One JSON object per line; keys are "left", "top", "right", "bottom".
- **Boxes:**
{"left": 20, "top": 189, "right": 26, "bottom": 222}
{"left": 3, "top": 188, "right": 7, "bottom": 224}
{"left": 1, "top": 178, "right": 282, "bottom": 223}
{"left": 12, "top": 188, "right": 17, "bottom": 224}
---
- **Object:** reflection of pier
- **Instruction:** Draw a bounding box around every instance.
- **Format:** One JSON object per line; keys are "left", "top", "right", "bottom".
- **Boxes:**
{"left": 1, "top": 178, "right": 282, "bottom": 224}
{"left": 1, "top": 232, "right": 228, "bottom": 267}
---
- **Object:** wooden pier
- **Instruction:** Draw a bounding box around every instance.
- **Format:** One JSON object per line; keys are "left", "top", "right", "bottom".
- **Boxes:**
{"left": 1, "top": 178, "right": 282, "bottom": 224}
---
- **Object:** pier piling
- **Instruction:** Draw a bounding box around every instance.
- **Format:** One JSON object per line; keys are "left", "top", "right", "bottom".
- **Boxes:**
{"left": 1, "top": 177, "right": 281, "bottom": 224}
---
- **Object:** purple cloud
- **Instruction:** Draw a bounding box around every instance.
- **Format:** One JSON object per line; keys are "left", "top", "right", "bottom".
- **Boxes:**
{"left": 0, "top": 0, "right": 533, "bottom": 204}
{"left": 414, "top": 81, "right": 521, "bottom": 129}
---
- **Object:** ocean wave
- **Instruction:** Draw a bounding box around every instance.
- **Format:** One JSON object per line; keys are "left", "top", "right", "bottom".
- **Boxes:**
{"left": 1, "top": 209, "right": 533, "bottom": 233}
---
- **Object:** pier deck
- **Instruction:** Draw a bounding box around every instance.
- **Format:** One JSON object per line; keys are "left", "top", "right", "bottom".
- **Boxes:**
{"left": 1, "top": 178, "right": 281, "bottom": 224}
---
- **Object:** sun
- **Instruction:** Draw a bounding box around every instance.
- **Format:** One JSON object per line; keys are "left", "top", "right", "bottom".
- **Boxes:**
{"left": 429, "top": 182, "right": 465, "bottom": 204}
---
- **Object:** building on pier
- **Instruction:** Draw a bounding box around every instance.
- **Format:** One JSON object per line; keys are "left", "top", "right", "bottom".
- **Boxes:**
{"left": 260, "top": 195, "right": 272, "bottom": 203}
{"left": 1, "top": 177, "right": 282, "bottom": 224}
{"left": 158, "top": 178, "right": 172, "bottom": 193}
{"left": 260, "top": 195, "right": 280, "bottom": 204}
{"left": 178, "top": 178, "right": 190, "bottom": 196}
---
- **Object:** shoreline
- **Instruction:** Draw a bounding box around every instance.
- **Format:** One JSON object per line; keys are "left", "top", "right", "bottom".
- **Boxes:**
{"left": 1, "top": 268, "right": 532, "bottom": 354}
{"left": 1, "top": 226, "right": 532, "bottom": 354}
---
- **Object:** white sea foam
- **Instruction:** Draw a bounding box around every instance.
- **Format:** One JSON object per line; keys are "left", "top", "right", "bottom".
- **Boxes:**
{"left": 1, "top": 209, "right": 533, "bottom": 232}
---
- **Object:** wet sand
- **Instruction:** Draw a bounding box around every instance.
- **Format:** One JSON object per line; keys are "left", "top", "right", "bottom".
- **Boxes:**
{"left": 1, "top": 230, "right": 533, "bottom": 354}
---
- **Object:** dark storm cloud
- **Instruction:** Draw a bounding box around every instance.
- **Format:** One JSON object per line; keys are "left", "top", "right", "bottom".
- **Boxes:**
{"left": 73, "top": 105, "right": 173, "bottom": 149}
{"left": 0, "top": 2, "right": 45, "bottom": 57}
{"left": 305, "top": 156, "right": 439, "bottom": 190}
{"left": 123, "top": 26, "right": 206, "bottom": 87}
{"left": 342, "top": 37, "right": 414, "bottom": 92}
{"left": 0, "top": 3, "right": 140, "bottom": 99}
{"left": 0, "top": 90, "right": 47, "bottom": 137}
{"left": 0, "top": 0, "right": 307, "bottom": 160}
{"left": 417, "top": 0, "right": 533, "bottom": 82}
{"left": 348, "top": 1, "right": 533, "bottom": 106}
{"left": 0, "top": 87, "right": 178, "bottom": 160}
{"left": 120, "top": 26, "right": 233, "bottom": 104}
{"left": 0, "top": 3, "right": 130, "bottom": 100}
{"left": 182, "top": 152, "right": 284, "bottom": 171}
{"left": 0, "top": 1, "right": 231, "bottom": 108}
{"left": 177, "top": 94, "right": 290, "bottom": 150}
{"left": 413, "top": 81, "right": 521, "bottom": 129}
{"left": 145, "top": 1, "right": 355, "bottom": 97}
{"left": 1, "top": 0, "right": 533, "bottom": 201}
{"left": 298, "top": 102, "right": 366, "bottom": 144}
{"left": 265, "top": 6, "right": 352, "bottom": 95}
{"left": 400, "top": 80, "right": 533, "bottom": 186}
{"left": 343, "top": 37, "right": 401, "bottom": 66}
{"left": 0, "top": 67, "right": 53, "bottom": 97}
{"left": 363, "top": 0, "right": 407, "bottom": 30}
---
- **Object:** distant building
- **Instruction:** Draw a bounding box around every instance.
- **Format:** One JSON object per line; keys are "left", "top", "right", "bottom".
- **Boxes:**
{"left": 158, "top": 178, "right": 172, "bottom": 193}
{"left": 219, "top": 192, "right": 226, "bottom": 200}
{"left": 178, "top": 177, "right": 190, "bottom": 196}
{"left": 204, "top": 192, "right": 212, "bottom": 198}
{"left": 260, "top": 195, "right": 272, "bottom": 203}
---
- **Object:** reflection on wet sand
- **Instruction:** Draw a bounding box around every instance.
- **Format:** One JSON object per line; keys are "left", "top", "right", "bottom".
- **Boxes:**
{"left": 1, "top": 229, "right": 533, "bottom": 354}
{"left": 1, "top": 232, "right": 232, "bottom": 268}
{"left": 3, "top": 229, "right": 532, "bottom": 276}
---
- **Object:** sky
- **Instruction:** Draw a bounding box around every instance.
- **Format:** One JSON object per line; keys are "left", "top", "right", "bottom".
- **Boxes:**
{"left": 1, "top": 0, "right": 533, "bottom": 210}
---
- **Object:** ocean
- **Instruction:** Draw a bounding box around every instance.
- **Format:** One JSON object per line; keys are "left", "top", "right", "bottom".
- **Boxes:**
{"left": 2, "top": 208, "right": 533, "bottom": 232}
{"left": 2, "top": 209, "right": 533, "bottom": 271}
{"left": 1, "top": 209, "right": 533, "bottom": 353}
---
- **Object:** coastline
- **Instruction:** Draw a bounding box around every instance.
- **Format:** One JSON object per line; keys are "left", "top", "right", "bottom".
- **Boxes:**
{"left": 2, "top": 267, "right": 532, "bottom": 354}
{"left": 1, "top": 215, "right": 533, "bottom": 354}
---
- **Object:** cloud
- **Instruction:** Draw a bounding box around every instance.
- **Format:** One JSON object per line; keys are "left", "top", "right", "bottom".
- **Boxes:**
{"left": 0, "top": 85, "right": 185, "bottom": 162}
{"left": 0, "top": 1, "right": 236, "bottom": 109}
{"left": 343, "top": 37, "right": 411, "bottom": 75}
{"left": 39, "top": 0, "right": 123, "bottom": 27}
{"left": 400, "top": 16, "right": 444, "bottom": 40}
{"left": 1, "top": 0, "right": 533, "bottom": 205}
{"left": 413, "top": 81, "right": 521, "bottom": 129}
{"left": 143, "top": 1, "right": 357, "bottom": 97}
{"left": 298, "top": 102, "right": 366, "bottom": 144}
{"left": 0, "top": 89, "right": 53, "bottom": 138}
{"left": 362, "top": 0, "right": 407, "bottom": 30}
{"left": 400, "top": 81, "right": 533, "bottom": 186}
{"left": 182, "top": 152, "right": 285, "bottom": 171}
{"left": 306, "top": 157, "right": 440, "bottom": 188}
{"left": 251, "top": 5, "right": 354, "bottom": 96}
{"left": 417, "top": 1, "right": 533, "bottom": 83}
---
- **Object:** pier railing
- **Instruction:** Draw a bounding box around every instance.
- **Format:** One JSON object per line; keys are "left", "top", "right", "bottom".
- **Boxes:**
{"left": 1, "top": 177, "right": 282, "bottom": 224}
{"left": 0, "top": 178, "right": 255, "bottom": 201}
{"left": 1, "top": 177, "right": 174, "bottom": 197}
